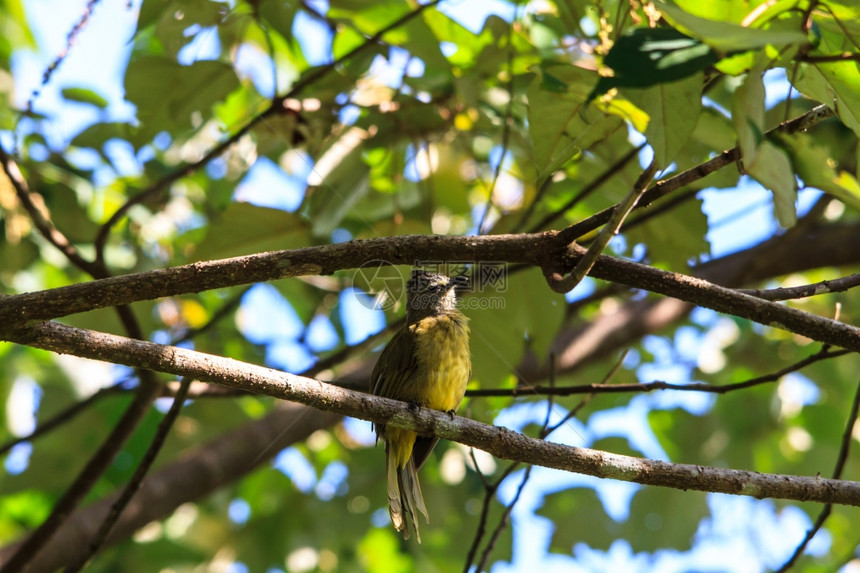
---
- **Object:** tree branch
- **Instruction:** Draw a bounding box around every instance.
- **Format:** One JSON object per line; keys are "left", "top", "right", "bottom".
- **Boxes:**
{"left": 3, "top": 231, "right": 860, "bottom": 353}
{"left": 5, "top": 320, "right": 860, "bottom": 508}
{"left": 0, "top": 145, "right": 97, "bottom": 274}
{"left": 557, "top": 104, "right": 835, "bottom": 244}
{"left": 64, "top": 377, "right": 193, "bottom": 572}
{"left": 775, "top": 375, "right": 860, "bottom": 572}
{"left": 0, "top": 382, "right": 127, "bottom": 456}
{"left": 737, "top": 273, "right": 860, "bottom": 301}
{"left": 466, "top": 347, "right": 850, "bottom": 398}
{"left": 548, "top": 160, "right": 657, "bottom": 292}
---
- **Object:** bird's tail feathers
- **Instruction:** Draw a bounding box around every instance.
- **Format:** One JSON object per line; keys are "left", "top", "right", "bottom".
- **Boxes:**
{"left": 386, "top": 450, "right": 429, "bottom": 542}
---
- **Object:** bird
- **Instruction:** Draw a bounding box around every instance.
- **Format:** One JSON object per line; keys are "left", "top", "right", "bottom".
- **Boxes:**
{"left": 370, "top": 269, "right": 471, "bottom": 542}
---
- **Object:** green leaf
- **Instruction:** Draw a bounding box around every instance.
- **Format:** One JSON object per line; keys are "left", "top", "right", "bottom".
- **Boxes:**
{"left": 731, "top": 64, "right": 766, "bottom": 163}
{"left": 746, "top": 140, "right": 797, "bottom": 227}
{"left": 60, "top": 87, "right": 109, "bottom": 109}
{"left": 70, "top": 122, "right": 133, "bottom": 154}
{"left": 0, "top": 490, "right": 53, "bottom": 529}
{"left": 541, "top": 482, "right": 708, "bottom": 553}
{"left": 624, "top": 72, "right": 703, "bottom": 166}
{"left": 592, "top": 28, "right": 719, "bottom": 99}
{"left": 124, "top": 57, "right": 241, "bottom": 146}
{"left": 625, "top": 196, "right": 710, "bottom": 268}
{"left": 732, "top": 64, "right": 797, "bottom": 227}
{"left": 658, "top": 1, "right": 808, "bottom": 52}
{"left": 188, "top": 202, "right": 310, "bottom": 260}
{"left": 329, "top": 0, "right": 450, "bottom": 72}
{"left": 256, "top": 0, "right": 297, "bottom": 40}
{"left": 780, "top": 133, "right": 860, "bottom": 213}
{"left": 468, "top": 268, "right": 566, "bottom": 388}
{"left": 302, "top": 131, "right": 373, "bottom": 237}
{"left": 528, "top": 64, "right": 624, "bottom": 183}
{"left": 795, "top": 62, "right": 860, "bottom": 138}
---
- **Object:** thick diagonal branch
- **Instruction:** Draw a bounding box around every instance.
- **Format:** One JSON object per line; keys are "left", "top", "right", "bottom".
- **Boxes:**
{"left": 4, "top": 321, "right": 860, "bottom": 508}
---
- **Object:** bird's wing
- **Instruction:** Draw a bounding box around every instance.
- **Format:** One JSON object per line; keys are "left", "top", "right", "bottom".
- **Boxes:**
{"left": 370, "top": 327, "right": 420, "bottom": 399}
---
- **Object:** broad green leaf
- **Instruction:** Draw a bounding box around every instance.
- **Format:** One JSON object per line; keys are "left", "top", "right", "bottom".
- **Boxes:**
{"left": 732, "top": 64, "right": 798, "bottom": 227}
{"left": 746, "top": 140, "right": 797, "bottom": 227}
{"left": 124, "top": 57, "right": 241, "bottom": 146}
{"left": 624, "top": 72, "right": 703, "bottom": 166}
{"left": 0, "top": 490, "right": 53, "bottom": 530}
{"left": 658, "top": 1, "right": 808, "bottom": 52}
{"left": 625, "top": 196, "right": 710, "bottom": 268}
{"left": 540, "top": 479, "right": 708, "bottom": 553}
{"left": 671, "top": 0, "right": 773, "bottom": 23}
{"left": 591, "top": 28, "right": 719, "bottom": 99}
{"left": 468, "top": 268, "right": 565, "bottom": 389}
{"left": 714, "top": 50, "right": 755, "bottom": 75}
{"left": 814, "top": 0, "right": 860, "bottom": 37}
{"left": 780, "top": 133, "right": 860, "bottom": 212}
{"left": 60, "top": 87, "right": 109, "bottom": 109}
{"left": 808, "top": 63, "right": 860, "bottom": 137}
{"left": 189, "top": 202, "right": 310, "bottom": 260}
{"left": 423, "top": 9, "right": 496, "bottom": 69}
{"left": 302, "top": 128, "right": 377, "bottom": 237}
{"left": 731, "top": 65, "right": 766, "bottom": 163}
{"left": 257, "top": 0, "right": 296, "bottom": 40}
{"left": 0, "top": 0, "right": 36, "bottom": 67}
{"left": 70, "top": 122, "right": 133, "bottom": 155}
{"left": 691, "top": 106, "right": 737, "bottom": 153}
{"left": 528, "top": 63, "right": 624, "bottom": 184}
{"left": 329, "top": 0, "right": 449, "bottom": 72}
{"left": 135, "top": 0, "right": 226, "bottom": 58}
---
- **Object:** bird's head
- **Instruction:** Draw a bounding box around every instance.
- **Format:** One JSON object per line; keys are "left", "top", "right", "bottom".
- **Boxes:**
{"left": 405, "top": 269, "right": 468, "bottom": 320}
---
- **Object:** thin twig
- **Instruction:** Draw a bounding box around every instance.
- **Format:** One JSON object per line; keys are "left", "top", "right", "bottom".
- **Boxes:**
{"left": 775, "top": 375, "right": 860, "bottom": 572}
{"left": 548, "top": 160, "right": 658, "bottom": 293}
{"left": 24, "top": 0, "right": 100, "bottom": 115}
{"left": 173, "top": 287, "right": 250, "bottom": 344}
{"left": 0, "top": 382, "right": 161, "bottom": 573}
{"left": 616, "top": 187, "right": 699, "bottom": 237}
{"left": 738, "top": 273, "right": 860, "bottom": 301}
{"left": 544, "top": 350, "right": 625, "bottom": 435}
{"left": 565, "top": 283, "right": 631, "bottom": 318}
{"left": 465, "top": 355, "right": 561, "bottom": 572}
{"left": 474, "top": 464, "right": 532, "bottom": 572}
{"left": 802, "top": 53, "right": 860, "bottom": 62}
{"left": 0, "top": 145, "right": 96, "bottom": 274}
{"left": 468, "top": 447, "right": 491, "bottom": 489}
{"left": 64, "top": 377, "right": 194, "bottom": 572}
{"left": 0, "top": 383, "right": 127, "bottom": 456}
{"left": 0, "top": 142, "right": 145, "bottom": 341}
{"left": 523, "top": 143, "right": 645, "bottom": 234}
{"left": 472, "top": 352, "right": 604, "bottom": 572}
{"left": 557, "top": 105, "right": 835, "bottom": 245}
{"left": 462, "top": 462, "right": 521, "bottom": 572}
{"left": 466, "top": 347, "right": 849, "bottom": 398}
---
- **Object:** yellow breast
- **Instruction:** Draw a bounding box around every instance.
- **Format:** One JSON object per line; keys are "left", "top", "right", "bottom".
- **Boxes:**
{"left": 410, "top": 312, "right": 471, "bottom": 413}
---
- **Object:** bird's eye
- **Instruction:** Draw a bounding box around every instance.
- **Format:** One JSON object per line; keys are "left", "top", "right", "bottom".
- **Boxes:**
{"left": 427, "top": 284, "right": 441, "bottom": 292}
